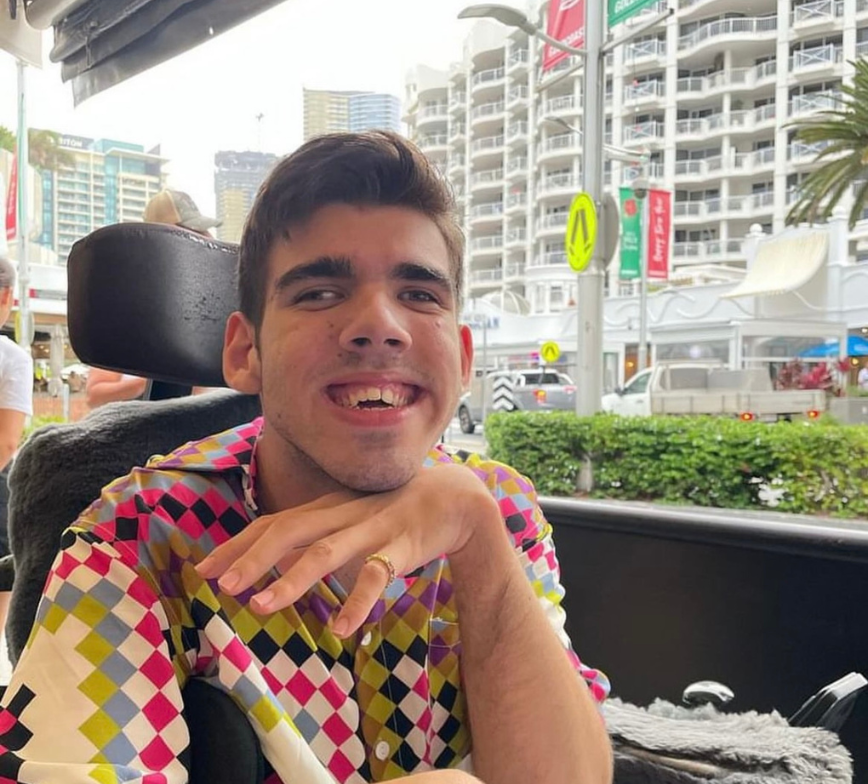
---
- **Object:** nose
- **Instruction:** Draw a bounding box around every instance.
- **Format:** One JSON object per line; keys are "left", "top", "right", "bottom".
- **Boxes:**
{"left": 338, "top": 289, "right": 412, "bottom": 354}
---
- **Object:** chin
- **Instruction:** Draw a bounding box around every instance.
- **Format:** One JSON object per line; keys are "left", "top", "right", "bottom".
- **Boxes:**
{"left": 331, "top": 459, "right": 421, "bottom": 494}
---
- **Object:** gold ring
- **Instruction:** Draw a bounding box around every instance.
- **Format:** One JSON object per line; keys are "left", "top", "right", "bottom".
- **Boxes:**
{"left": 364, "top": 553, "right": 396, "bottom": 586}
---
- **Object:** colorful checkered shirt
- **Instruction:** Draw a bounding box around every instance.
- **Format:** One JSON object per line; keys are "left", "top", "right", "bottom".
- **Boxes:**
{"left": 0, "top": 418, "right": 609, "bottom": 783}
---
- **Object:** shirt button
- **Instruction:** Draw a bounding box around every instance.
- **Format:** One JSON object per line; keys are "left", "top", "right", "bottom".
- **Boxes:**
{"left": 375, "top": 741, "right": 390, "bottom": 761}
{"left": 361, "top": 631, "right": 373, "bottom": 647}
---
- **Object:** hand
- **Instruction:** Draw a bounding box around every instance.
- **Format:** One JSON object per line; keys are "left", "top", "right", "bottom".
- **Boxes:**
{"left": 195, "top": 464, "right": 499, "bottom": 636}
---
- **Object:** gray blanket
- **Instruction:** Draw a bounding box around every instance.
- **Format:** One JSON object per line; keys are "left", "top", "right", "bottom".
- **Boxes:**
{"left": 606, "top": 697, "right": 852, "bottom": 784}
{"left": 3, "top": 389, "right": 261, "bottom": 663}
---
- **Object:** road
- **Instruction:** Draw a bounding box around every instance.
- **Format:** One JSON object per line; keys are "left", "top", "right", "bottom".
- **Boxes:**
{"left": 441, "top": 418, "right": 487, "bottom": 455}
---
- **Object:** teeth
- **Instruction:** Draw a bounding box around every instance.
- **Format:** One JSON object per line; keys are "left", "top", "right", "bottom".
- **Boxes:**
{"left": 381, "top": 389, "right": 396, "bottom": 405}
{"left": 338, "top": 385, "right": 412, "bottom": 409}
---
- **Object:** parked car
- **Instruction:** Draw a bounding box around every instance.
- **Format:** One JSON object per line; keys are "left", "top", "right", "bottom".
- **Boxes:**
{"left": 457, "top": 368, "right": 576, "bottom": 433}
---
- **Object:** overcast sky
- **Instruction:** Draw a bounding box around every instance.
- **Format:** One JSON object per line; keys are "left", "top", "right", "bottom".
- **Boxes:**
{"left": 0, "top": 0, "right": 489, "bottom": 215}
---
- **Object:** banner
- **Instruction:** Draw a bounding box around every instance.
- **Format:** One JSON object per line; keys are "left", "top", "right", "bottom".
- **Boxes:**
{"left": 5, "top": 156, "right": 17, "bottom": 243}
{"left": 619, "top": 186, "right": 641, "bottom": 280}
{"left": 646, "top": 188, "right": 671, "bottom": 280}
{"left": 608, "top": 0, "right": 659, "bottom": 27}
{"left": 543, "top": 0, "right": 586, "bottom": 72}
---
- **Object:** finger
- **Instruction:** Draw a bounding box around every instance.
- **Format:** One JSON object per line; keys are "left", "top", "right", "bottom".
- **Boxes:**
{"left": 331, "top": 551, "right": 405, "bottom": 638}
{"left": 196, "top": 491, "right": 359, "bottom": 580}
{"left": 250, "top": 517, "right": 391, "bottom": 614}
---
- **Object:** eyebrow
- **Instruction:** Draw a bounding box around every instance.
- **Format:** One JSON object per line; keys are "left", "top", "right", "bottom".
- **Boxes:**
{"left": 272, "top": 256, "right": 454, "bottom": 296}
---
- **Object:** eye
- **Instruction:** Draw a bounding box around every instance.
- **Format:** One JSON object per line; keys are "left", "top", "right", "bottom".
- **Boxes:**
{"left": 399, "top": 289, "right": 441, "bottom": 305}
{"left": 293, "top": 288, "right": 343, "bottom": 305}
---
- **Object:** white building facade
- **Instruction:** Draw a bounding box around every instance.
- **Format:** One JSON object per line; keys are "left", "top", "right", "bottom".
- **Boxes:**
{"left": 404, "top": 0, "right": 868, "bottom": 388}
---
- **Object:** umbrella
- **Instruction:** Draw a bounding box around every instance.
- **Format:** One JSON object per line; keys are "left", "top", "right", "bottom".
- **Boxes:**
{"left": 799, "top": 335, "right": 868, "bottom": 358}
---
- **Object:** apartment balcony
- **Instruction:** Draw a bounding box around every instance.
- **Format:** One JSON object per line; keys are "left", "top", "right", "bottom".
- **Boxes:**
{"left": 623, "top": 120, "right": 665, "bottom": 145}
{"left": 537, "top": 173, "right": 581, "bottom": 198}
{"left": 673, "top": 192, "right": 775, "bottom": 223}
{"left": 731, "top": 147, "right": 776, "bottom": 175}
{"left": 788, "top": 91, "right": 841, "bottom": 118}
{"left": 623, "top": 38, "right": 667, "bottom": 66}
{"left": 470, "top": 234, "right": 504, "bottom": 256}
{"left": 504, "top": 261, "right": 526, "bottom": 280}
{"left": 672, "top": 239, "right": 744, "bottom": 263}
{"left": 791, "top": 0, "right": 844, "bottom": 31}
{"left": 505, "top": 228, "right": 527, "bottom": 247}
{"left": 678, "top": 16, "right": 778, "bottom": 58}
{"left": 418, "top": 103, "right": 449, "bottom": 126}
{"left": 789, "top": 44, "right": 843, "bottom": 75}
{"left": 470, "top": 167, "right": 505, "bottom": 191}
{"left": 728, "top": 103, "right": 777, "bottom": 134}
{"left": 860, "top": 0, "right": 868, "bottom": 13}
{"left": 471, "top": 101, "right": 506, "bottom": 126}
{"left": 471, "top": 66, "right": 506, "bottom": 93}
{"left": 528, "top": 251, "right": 569, "bottom": 270}
{"left": 788, "top": 140, "right": 834, "bottom": 165}
{"left": 449, "top": 121, "right": 467, "bottom": 142}
{"left": 623, "top": 80, "right": 665, "bottom": 106}
{"left": 507, "top": 85, "right": 529, "bottom": 107}
{"left": 508, "top": 48, "right": 529, "bottom": 71}
{"left": 677, "top": 0, "right": 759, "bottom": 20}
{"left": 544, "top": 95, "right": 579, "bottom": 117}
{"left": 418, "top": 134, "right": 449, "bottom": 153}
{"left": 471, "top": 134, "right": 506, "bottom": 159}
{"left": 537, "top": 133, "right": 582, "bottom": 163}
{"left": 449, "top": 92, "right": 467, "bottom": 113}
{"left": 505, "top": 192, "right": 528, "bottom": 213}
{"left": 469, "top": 267, "right": 503, "bottom": 290}
{"left": 536, "top": 212, "right": 570, "bottom": 237}
{"left": 622, "top": 162, "right": 665, "bottom": 183}
{"left": 858, "top": 40, "right": 868, "bottom": 58}
{"left": 448, "top": 154, "right": 466, "bottom": 177}
{"left": 506, "top": 156, "right": 528, "bottom": 181}
{"left": 506, "top": 121, "right": 529, "bottom": 145}
{"left": 470, "top": 201, "right": 505, "bottom": 224}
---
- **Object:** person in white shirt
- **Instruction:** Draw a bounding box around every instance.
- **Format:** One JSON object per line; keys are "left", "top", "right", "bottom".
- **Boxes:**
{"left": 858, "top": 364, "right": 868, "bottom": 392}
{"left": 0, "top": 255, "right": 33, "bottom": 632}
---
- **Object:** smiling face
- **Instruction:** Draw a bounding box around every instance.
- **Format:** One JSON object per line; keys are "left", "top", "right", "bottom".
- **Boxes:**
{"left": 223, "top": 203, "right": 473, "bottom": 507}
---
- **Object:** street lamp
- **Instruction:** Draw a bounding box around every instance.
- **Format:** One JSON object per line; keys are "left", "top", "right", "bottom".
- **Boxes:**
{"left": 632, "top": 175, "right": 650, "bottom": 373}
{"left": 458, "top": 4, "right": 672, "bottom": 416}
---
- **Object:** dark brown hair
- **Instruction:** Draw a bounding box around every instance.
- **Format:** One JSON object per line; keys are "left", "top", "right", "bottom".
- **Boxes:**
{"left": 238, "top": 131, "right": 465, "bottom": 329}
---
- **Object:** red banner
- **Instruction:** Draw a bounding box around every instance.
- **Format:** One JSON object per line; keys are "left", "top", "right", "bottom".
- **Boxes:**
{"left": 646, "top": 188, "right": 671, "bottom": 280}
{"left": 543, "top": 0, "right": 586, "bottom": 72}
{"left": 5, "top": 155, "right": 16, "bottom": 242}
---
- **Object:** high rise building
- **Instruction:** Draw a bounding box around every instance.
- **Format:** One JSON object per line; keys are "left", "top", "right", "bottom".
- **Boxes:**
{"left": 33, "top": 132, "right": 166, "bottom": 263}
{"left": 214, "top": 151, "right": 278, "bottom": 243}
{"left": 303, "top": 88, "right": 401, "bottom": 140}
{"left": 404, "top": 0, "right": 868, "bottom": 317}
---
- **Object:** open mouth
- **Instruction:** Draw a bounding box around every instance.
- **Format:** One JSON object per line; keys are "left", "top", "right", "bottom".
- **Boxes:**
{"left": 326, "top": 383, "right": 421, "bottom": 411}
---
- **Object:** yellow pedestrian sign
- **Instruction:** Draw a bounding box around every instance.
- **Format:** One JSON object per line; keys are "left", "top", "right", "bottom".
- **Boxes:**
{"left": 565, "top": 192, "right": 598, "bottom": 273}
{"left": 540, "top": 341, "right": 561, "bottom": 364}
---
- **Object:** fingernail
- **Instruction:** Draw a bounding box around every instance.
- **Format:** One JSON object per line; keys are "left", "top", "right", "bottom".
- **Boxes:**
{"left": 252, "top": 589, "right": 274, "bottom": 612}
{"left": 218, "top": 569, "right": 241, "bottom": 593}
{"left": 195, "top": 556, "right": 215, "bottom": 575}
{"left": 332, "top": 617, "right": 349, "bottom": 637}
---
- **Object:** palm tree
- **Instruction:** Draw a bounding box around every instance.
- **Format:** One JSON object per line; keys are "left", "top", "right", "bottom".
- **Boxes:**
{"left": 786, "top": 58, "right": 868, "bottom": 229}
{"left": 0, "top": 126, "right": 75, "bottom": 171}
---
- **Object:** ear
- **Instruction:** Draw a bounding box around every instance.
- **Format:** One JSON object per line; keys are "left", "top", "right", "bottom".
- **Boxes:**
{"left": 223, "top": 311, "right": 262, "bottom": 394}
{"left": 459, "top": 324, "right": 474, "bottom": 390}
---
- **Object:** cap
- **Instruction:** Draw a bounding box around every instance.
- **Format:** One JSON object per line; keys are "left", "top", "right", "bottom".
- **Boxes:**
{"left": 0, "top": 256, "right": 16, "bottom": 290}
{"left": 143, "top": 189, "right": 221, "bottom": 232}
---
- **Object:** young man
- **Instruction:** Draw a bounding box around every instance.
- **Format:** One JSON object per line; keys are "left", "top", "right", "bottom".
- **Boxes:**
{"left": 0, "top": 133, "right": 611, "bottom": 783}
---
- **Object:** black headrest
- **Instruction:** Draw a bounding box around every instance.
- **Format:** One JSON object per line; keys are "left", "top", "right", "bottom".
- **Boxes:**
{"left": 67, "top": 223, "right": 240, "bottom": 388}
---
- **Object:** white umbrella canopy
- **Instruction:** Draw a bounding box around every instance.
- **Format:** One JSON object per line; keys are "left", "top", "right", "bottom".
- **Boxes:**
{"left": 2, "top": 0, "right": 290, "bottom": 103}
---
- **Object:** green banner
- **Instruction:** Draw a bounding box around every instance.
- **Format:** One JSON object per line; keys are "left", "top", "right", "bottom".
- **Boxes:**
{"left": 619, "top": 186, "right": 641, "bottom": 280}
{"left": 608, "top": 0, "right": 659, "bottom": 27}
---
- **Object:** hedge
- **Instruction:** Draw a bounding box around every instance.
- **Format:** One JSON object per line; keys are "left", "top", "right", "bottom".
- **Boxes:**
{"left": 485, "top": 412, "right": 868, "bottom": 517}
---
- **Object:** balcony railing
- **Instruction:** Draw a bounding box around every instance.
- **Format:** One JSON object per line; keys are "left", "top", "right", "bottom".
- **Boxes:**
{"left": 789, "top": 91, "right": 841, "bottom": 117}
{"left": 506, "top": 192, "right": 527, "bottom": 208}
{"left": 508, "top": 49, "right": 529, "bottom": 67}
{"left": 419, "top": 134, "right": 448, "bottom": 148}
{"left": 470, "top": 235, "right": 504, "bottom": 251}
{"left": 508, "top": 156, "right": 528, "bottom": 173}
{"left": 420, "top": 103, "right": 448, "bottom": 118}
{"left": 449, "top": 123, "right": 466, "bottom": 138}
{"left": 679, "top": 16, "right": 778, "bottom": 50}
{"left": 672, "top": 239, "right": 743, "bottom": 259}
{"left": 472, "top": 67, "right": 506, "bottom": 86}
{"left": 472, "top": 101, "right": 505, "bottom": 119}
{"left": 470, "top": 268, "right": 503, "bottom": 284}
{"left": 789, "top": 140, "right": 833, "bottom": 161}
{"left": 790, "top": 44, "right": 843, "bottom": 71}
{"left": 450, "top": 92, "right": 466, "bottom": 108}
{"left": 791, "top": 0, "right": 844, "bottom": 25}
{"left": 470, "top": 202, "right": 504, "bottom": 218}
{"left": 540, "top": 134, "right": 580, "bottom": 153}
{"left": 505, "top": 229, "right": 527, "bottom": 244}
{"left": 546, "top": 95, "right": 577, "bottom": 114}
{"left": 471, "top": 135, "right": 505, "bottom": 153}
{"left": 448, "top": 154, "right": 465, "bottom": 169}
{"left": 507, "top": 121, "right": 529, "bottom": 139}
{"left": 530, "top": 251, "right": 569, "bottom": 267}
{"left": 504, "top": 262, "right": 526, "bottom": 277}
{"left": 470, "top": 168, "right": 505, "bottom": 184}
{"left": 538, "top": 213, "right": 570, "bottom": 230}
{"left": 623, "top": 120, "right": 665, "bottom": 142}
{"left": 623, "top": 80, "right": 665, "bottom": 102}
{"left": 507, "top": 86, "right": 529, "bottom": 104}
{"left": 624, "top": 38, "right": 666, "bottom": 61}
{"left": 539, "top": 173, "right": 579, "bottom": 192}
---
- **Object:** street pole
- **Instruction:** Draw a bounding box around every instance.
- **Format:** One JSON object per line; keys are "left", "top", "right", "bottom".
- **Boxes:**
{"left": 637, "top": 193, "right": 649, "bottom": 372}
{"left": 16, "top": 59, "right": 31, "bottom": 351}
{"left": 575, "top": 1, "right": 605, "bottom": 416}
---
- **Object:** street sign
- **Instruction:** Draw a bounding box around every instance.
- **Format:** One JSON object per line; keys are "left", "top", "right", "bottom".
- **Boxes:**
{"left": 599, "top": 193, "right": 620, "bottom": 269}
{"left": 565, "top": 192, "right": 597, "bottom": 273}
{"left": 540, "top": 341, "right": 561, "bottom": 364}
{"left": 608, "top": 0, "right": 659, "bottom": 27}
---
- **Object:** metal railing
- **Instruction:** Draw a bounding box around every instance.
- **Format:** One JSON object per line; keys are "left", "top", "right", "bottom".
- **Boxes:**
{"left": 541, "top": 134, "right": 580, "bottom": 153}
{"left": 470, "top": 268, "right": 503, "bottom": 283}
{"left": 419, "top": 134, "right": 448, "bottom": 148}
{"left": 791, "top": 0, "right": 844, "bottom": 24}
{"left": 624, "top": 38, "right": 666, "bottom": 61}
{"left": 470, "top": 202, "right": 504, "bottom": 218}
{"left": 789, "top": 91, "right": 841, "bottom": 117}
{"left": 530, "top": 251, "right": 569, "bottom": 267}
{"left": 790, "top": 44, "right": 843, "bottom": 71}
{"left": 539, "top": 173, "right": 579, "bottom": 192}
{"left": 546, "top": 95, "right": 577, "bottom": 113}
{"left": 470, "top": 167, "right": 505, "bottom": 184}
{"left": 420, "top": 103, "right": 448, "bottom": 118}
{"left": 471, "top": 135, "right": 505, "bottom": 153}
{"left": 623, "top": 80, "right": 665, "bottom": 102}
{"left": 508, "top": 86, "right": 529, "bottom": 104}
{"left": 679, "top": 16, "right": 777, "bottom": 50}
{"left": 538, "top": 213, "right": 570, "bottom": 230}
{"left": 506, "top": 192, "right": 527, "bottom": 208}
{"left": 472, "top": 67, "right": 506, "bottom": 86}
{"left": 472, "top": 101, "right": 505, "bottom": 119}
{"left": 507, "top": 121, "right": 529, "bottom": 139}
{"left": 508, "top": 49, "right": 529, "bottom": 67}
{"left": 623, "top": 120, "right": 665, "bottom": 142}
{"left": 505, "top": 229, "right": 527, "bottom": 244}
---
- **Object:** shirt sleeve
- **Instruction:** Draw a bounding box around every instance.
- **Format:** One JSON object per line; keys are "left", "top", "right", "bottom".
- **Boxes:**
{"left": 461, "top": 453, "right": 611, "bottom": 705}
{"left": 0, "top": 528, "right": 191, "bottom": 783}
{"left": 0, "top": 346, "right": 33, "bottom": 416}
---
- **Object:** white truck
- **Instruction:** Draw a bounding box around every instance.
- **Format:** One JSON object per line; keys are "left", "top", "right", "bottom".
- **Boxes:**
{"left": 601, "top": 362, "right": 826, "bottom": 421}
{"left": 457, "top": 368, "right": 576, "bottom": 433}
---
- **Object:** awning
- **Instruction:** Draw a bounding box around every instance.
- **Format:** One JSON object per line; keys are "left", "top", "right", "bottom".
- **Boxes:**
{"left": 721, "top": 230, "right": 828, "bottom": 299}
{"left": 800, "top": 334, "right": 868, "bottom": 358}
{"left": 3, "top": 0, "right": 289, "bottom": 104}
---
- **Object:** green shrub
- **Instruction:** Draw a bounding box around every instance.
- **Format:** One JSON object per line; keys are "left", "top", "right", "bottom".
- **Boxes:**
{"left": 22, "top": 415, "right": 66, "bottom": 444}
{"left": 485, "top": 413, "right": 868, "bottom": 517}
